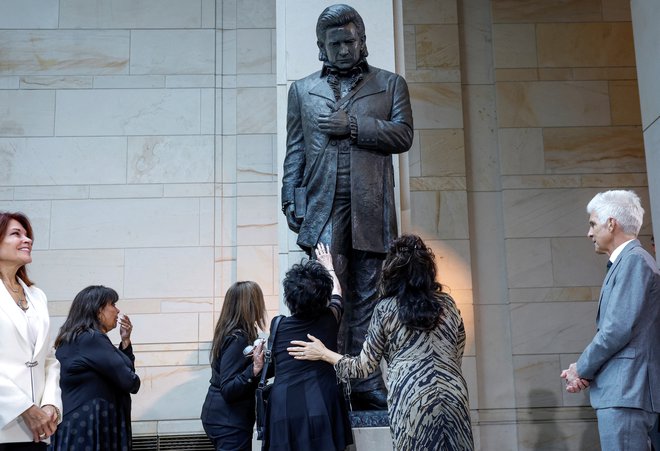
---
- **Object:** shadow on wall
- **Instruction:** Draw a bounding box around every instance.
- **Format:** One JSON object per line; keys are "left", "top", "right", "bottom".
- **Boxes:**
{"left": 526, "top": 389, "right": 600, "bottom": 451}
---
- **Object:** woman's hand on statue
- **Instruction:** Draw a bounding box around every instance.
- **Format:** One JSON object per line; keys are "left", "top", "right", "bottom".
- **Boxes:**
{"left": 315, "top": 243, "right": 334, "bottom": 271}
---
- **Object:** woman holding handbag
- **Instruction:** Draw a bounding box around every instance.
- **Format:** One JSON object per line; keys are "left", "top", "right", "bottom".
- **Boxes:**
{"left": 264, "top": 243, "right": 353, "bottom": 451}
{"left": 201, "top": 281, "right": 268, "bottom": 451}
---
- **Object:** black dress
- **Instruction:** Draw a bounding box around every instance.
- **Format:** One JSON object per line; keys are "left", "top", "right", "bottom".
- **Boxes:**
{"left": 201, "top": 330, "right": 259, "bottom": 451}
{"left": 266, "top": 296, "right": 353, "bottom": 451}
{"left": 49, "top": 330, "right": 140, "bottom": 451}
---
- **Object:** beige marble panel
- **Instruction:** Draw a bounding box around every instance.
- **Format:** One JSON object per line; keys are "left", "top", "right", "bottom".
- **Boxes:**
{"left": 30, "top": 249, "right": 125, "bottom": 301}
{"left": 20, "top": 76, "right": 93, "bottom": 89}
{"left": 516, "top": 417, "right": 600, "bottom": 451}
{"left": 14, "top": 185, "right": 89, "bottom": 200}
{"left": 0, "top": 30, "right": 128, "bottom": 75}
{"left": 237, "top": 245, "right": 277, "bottom": 297}
{"left": 405, "top": 68, "right": 461, "bottom": 83}
{"left": 93, "top": 75, "right": 164, "bottom": 89}
{"left": 545, "top": 126, "right": 645, "bottom": 173}
{"left": 492, "top": 24, "right": 537, "bottom": 69}
{"left": 0, "top": 0, "right": 58, "bottom": 28}
{"left": 124, "top": 247, "right": 214, "bottom": 299}
{"left": 408, "top": 128, "right": 421, "bottom": 177}
{"left": 0, "top": 90, "right": 55, "bottom": 136}
{"left": 537, "top": 23, "right": 635, "bottom": 68}
{"left": 410, "top": 176, "right": 466, "bottom": 191}
{"left": 236, "top": 87, "right": 276, "bottom": 133}
{"left": 237, "top": 29, "right": 273, "bottom": 74}
{"left": 419, "top": 129, "right": 465, "bottom": 177}
{"left": 491, "top": 0, "right": 602, "bottom": 23}
{"left": 128, "top": 136, "right": 214, "bottom": 183}
{"left": 55, "top": 89, "right": 201, "bottom": 136}
{"left": 165, "top": 74, "right": 215, "bottom": 88}
{"left": 424, "top": 239, "right": 472, "bottom": 290}
{"left": 602, "top": 0, "right": 632, "bottom": 21}
{"left": 415, "top": 25, "right": 459, "bottom": 69}
{"left": 236, "top": 134, "right": 276, "bottom": 182}
{"left": 513, "top": 355, "right": 563, "bottom": 407}
{"left": 501, "top": 175, "right": 581, "bottom": 190}
{"left": 572, "top": 67, "right": 637, "bottom": 81}
{"left": 410, "top": 191, "right": 469, "bottom": 240}
{"left": 552, "top": 237, "right": 620, "bottom": 287}
{"left": 538, "top": 68, "right": 573, "bottom": 81}
{"left": 506, "top": 238, "right": 553, "bottom": 288}
{"left": 495, "top": 68, "right": 538, "bottom": 82}
{"left": 580, "top": 173, "right": 648, "bottom": 188}
{"left": 0, "top": 137, "right": 127, "bottom": 185}
{"left": 132, "top": 366, "right": 209, "bottom": 421}
{"left": 0, "top": 200, "right": 51, "bottom": 249}
{"left": 510, "top": 301, "right": 597, "bottom": 354}
{"left": 89, "top": 184, "right": 163, "bottom": 199}
{"left": 236, "top": 0, "right": 276, "bottom": 28}
{"left": 498, "top": 128, "right": 544, "bottom": 175}
{"left": 609, "top": 80, "right": 642, "bottom": 126}
{"left": 509, "top": 287, "right": 601, "bottom": 303}
{"left": 50, "top": 198, "right": 202, "bottom": 248}
{"left": 408, "top": 83, "right": 463, "bottom": 128}
{"left": 59, "top": 0, "right": 202, "bottom": 28}
{"left": 236, "top": 195, "right": 278, "bottom": 246}
{"left": 502, "top": 188, "right": 600, "bottom": 238}
{"left": 463, "top": 84, "right": 500, "bottom": 191}
{"left": 130, "top": 30, "right": 215, "bottom": 75}
{"left": 0, "top": 76, "right": 19, "bottom": 88}
{"left": 459, "top": 0, "right": 496, "bottom": 86}
{"left": 402, "top": 0, "right": 457, "bottom": 24}
{"left": 497, "top": 81, "right": 610, "bottom": 127}
{"left": 404, "top": 25, "right": 417, "bottom": 72}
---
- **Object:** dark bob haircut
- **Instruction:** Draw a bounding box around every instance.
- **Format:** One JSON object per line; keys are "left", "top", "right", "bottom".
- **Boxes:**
{"left": 54, "top": 285, "right": 119, "bottom": 348}
{"left": 283, "top": 260, "right": 333, "bottom": 319}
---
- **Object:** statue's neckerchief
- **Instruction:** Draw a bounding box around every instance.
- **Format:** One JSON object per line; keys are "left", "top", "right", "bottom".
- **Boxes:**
{"left": 323, "top": 60, "right": 370, "bottom": 101}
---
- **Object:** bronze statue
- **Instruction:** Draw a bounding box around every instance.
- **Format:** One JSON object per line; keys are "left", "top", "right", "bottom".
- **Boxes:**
{"left": 282, "top": 4, "right": 413, "bottom": 409}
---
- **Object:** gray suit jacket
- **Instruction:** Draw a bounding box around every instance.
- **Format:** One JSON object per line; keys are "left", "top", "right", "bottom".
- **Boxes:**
{"left": 576, "top": 240, "right": 660, "bottom": 412}
{"left": 282, "top": 65, "right": 414, "bottom": 253}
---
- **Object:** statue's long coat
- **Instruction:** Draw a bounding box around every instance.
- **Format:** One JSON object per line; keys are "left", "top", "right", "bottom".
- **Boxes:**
{"left": 282, "top": 66, "right": 414, "bottom": 253}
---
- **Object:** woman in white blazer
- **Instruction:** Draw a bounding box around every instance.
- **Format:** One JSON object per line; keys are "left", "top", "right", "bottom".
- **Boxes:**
{"left": 0, "top": 212, "right": 62, "bottom": 451}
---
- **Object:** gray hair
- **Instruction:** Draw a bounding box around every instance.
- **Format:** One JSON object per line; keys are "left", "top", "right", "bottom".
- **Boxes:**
{"left": 586, "top": 190, "right": 644, "bottom": 236}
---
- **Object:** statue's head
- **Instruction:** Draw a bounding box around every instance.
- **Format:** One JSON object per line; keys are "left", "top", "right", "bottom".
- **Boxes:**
{"left": 316, "top": 4, "right": 368, "bottom": 69}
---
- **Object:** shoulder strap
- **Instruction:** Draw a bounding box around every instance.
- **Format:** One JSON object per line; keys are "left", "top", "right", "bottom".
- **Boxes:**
{"left": 258, "top": 315, "right": 284, "bottom": 388}
{"left": 333, "top": 71, "right": 376, "bottom": 111}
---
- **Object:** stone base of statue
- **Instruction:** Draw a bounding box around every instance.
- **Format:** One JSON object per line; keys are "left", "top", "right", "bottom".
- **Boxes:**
{"left": 349, "top": 409, "right": 389, "bottom": 428}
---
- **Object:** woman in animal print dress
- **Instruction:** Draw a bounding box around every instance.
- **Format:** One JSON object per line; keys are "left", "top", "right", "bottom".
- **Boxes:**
{"left": 288, "top": 234, "right": 473, "bottom": 451}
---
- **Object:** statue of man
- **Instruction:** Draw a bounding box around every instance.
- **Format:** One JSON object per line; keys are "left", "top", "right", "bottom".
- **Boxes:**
{"left": 281, "top": 4, "right": 413, "bottom": 409}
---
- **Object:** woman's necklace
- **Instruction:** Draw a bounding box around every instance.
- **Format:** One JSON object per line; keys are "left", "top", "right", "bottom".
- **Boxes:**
{"left": 2, "top": 279, "right": 29, "bottom": 311}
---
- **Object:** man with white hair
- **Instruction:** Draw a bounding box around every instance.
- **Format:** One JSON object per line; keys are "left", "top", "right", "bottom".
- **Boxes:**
{"left": 561, "top": 190, "right": 660, "bottom": 450}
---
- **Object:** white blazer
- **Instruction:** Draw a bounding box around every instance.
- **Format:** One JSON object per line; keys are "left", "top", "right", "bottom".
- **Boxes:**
{"left": 0, "top": 279, "right": 62, "bottom": 443}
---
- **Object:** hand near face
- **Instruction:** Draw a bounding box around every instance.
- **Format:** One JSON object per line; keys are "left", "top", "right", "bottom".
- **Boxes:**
{"left": 119, "top": 314, "right": 133, "bottom": 347}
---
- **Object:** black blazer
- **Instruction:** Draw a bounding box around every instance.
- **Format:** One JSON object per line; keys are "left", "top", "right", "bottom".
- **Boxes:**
{"left": 201, "top": 331, "right": 259, "bottom": 431}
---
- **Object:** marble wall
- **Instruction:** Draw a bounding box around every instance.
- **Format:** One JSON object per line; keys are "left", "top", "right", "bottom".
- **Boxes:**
{"left": 0, "top": 0, "right": 654, "bottom": 449}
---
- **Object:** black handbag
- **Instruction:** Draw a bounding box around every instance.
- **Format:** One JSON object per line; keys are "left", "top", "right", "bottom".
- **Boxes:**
{"left": 255, "top": 315, "right": 283, "bottom": 446}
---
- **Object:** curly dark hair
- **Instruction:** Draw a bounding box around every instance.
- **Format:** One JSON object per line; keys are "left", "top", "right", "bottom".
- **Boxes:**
{"left": 379, "top": 235, "right": 444, "bottom": 330}
{"left": 283, "top": 260, "right": 333, "bottom": 319}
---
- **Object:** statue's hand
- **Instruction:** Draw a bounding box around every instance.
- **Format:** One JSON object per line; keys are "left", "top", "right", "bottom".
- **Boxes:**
{"left": 318, "top": 101, "right": 350, "bottom": 136}
{"left": 284, "top": 203, "right": 302, "bottom": 233}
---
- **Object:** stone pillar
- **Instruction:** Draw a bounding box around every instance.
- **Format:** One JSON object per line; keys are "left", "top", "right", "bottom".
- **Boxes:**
{"left": 631, "top": 0, "right": 660, "bottom": 263}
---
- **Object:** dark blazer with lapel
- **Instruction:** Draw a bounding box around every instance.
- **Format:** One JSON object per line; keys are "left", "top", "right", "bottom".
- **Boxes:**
{"left": 200, "top": 331, "right": 259, "bottom": 434}
{"left": 282, "top": 65, "right": 414, "bottom": 253}
{"left": 577, "top": 240, "right": 660, "bottom": 412}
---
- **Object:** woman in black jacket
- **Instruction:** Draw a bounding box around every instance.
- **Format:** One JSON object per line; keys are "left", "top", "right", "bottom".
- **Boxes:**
{"left": 49, "top": 285, "right": 140, "bottom": 451}
{"left": 201, "top": 281, "right": 267, "bottom": 451}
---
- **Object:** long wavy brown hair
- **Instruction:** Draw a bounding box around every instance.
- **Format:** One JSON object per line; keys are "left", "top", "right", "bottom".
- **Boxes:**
{"left": 379, "top": 235, "right": 444, "bottom": 330}
{"left": 210, "top": 281, "right": 267, "bottom": 362}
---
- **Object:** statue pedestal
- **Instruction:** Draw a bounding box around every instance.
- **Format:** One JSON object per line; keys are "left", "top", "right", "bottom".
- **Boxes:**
{"left": 349, "top": 409, "right": 389, "bottom": 428}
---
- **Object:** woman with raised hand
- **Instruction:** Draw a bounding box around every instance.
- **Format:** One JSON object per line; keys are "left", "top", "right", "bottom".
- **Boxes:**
{"left": 49, "top": 285, "right": 140, "bottom": 451}
{"left": 288, "top": 235, "right": 473, "bottom": 450}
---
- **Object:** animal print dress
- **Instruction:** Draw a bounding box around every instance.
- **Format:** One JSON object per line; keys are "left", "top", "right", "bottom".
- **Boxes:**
{"left": 335, "top": 294, "right": 473, "bottom": 451}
